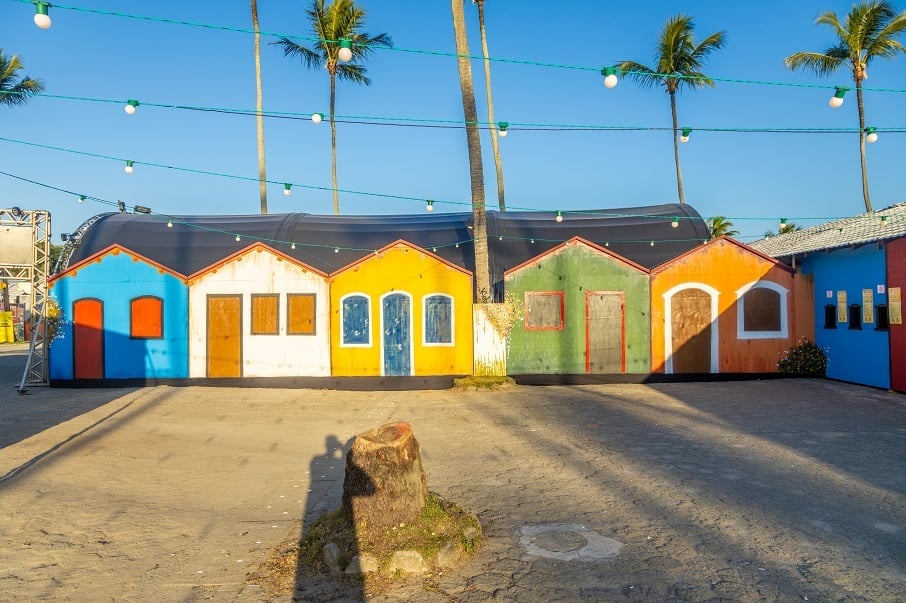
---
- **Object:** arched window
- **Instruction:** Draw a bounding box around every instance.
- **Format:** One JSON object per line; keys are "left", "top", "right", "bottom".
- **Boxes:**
{"left": 736, "top": 281, "right": 787, "bottom": 339}
{"left": 424, "top": 294, "right": 453, "bottom": 345}
{"left": 341, "top": 294, "right": 371, "bottom": 346}
{"left": 130, "top": 296, "right": 163, "bottom": 339}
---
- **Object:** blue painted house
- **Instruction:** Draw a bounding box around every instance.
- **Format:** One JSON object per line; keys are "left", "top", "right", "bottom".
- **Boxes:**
{"left": 48, "top": 245, "right": 189, "bottom": 382}
{"left": 751, "top": 202, "right": 906, "bottom": 390}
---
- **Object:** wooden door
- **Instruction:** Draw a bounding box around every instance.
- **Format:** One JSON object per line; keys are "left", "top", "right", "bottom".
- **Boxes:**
{"left": 382, "top": 293, "right": 411, "bottom": 376}
{"left": 586, "top": 292, "right": 624, "bottom": 373}
{"left": 671, "top": 288, "right": 712, "bottom": 373}
{"left": 207, "top": 295, "right": 242, "bottom": 378}
{"left": 73, "top": 298, "right": 104, "bottom": 379}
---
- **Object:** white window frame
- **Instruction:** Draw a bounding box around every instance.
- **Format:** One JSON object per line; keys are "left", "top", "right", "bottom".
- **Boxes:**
{"left": 736, "top": 281, "right": 788, "bottom": 340}
{"left": 339, "top": 292, "right": 372, "bottom": 347}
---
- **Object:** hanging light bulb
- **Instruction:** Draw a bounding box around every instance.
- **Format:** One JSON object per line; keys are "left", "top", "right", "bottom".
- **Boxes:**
{"left": 33, "top": 1, "right": 51, "bottom": 29}
{"left": 601, "top": 66, "right": 619, "bottom": 89}
{"left": 671, "top": 217, "right": 679, "bottom": 228}
{"left": 311, "top": 112, "right": 324, "bottom": 124}
{"left": 555, "top": 211, "right": 563, "bottom": 223}
{"left": 779, "top": 218, "right": 788, "bottom": 231}
{"left": 167, "top": 220, "right": 173, "bottom": 228}
{"left": 426, "top": 200, "right": 434, "bottom": 212}
{"left": 291, "top": 243, "right": 296, "bottom": 249}
{"left": 236, "top": 235, "right": 241, "bottom": 242}
{"left": 334, "top": 247, "right": 340, "bottom": 253}
{"left": 680, "top": 128, "right": 692, "bottom": 143}
{"left": 650, "top": 241, "right": 655, "bottom": 247}
{"left": 337, "top": 39, "right": 353, "bottom": 62}
{"left": 77, "top": 195, "right": 86, "bottom": 204}
{"left": 829, "top": 86, "right": 848, "bottom": 108}
{"left": 124, "top": 99, "right": 140, "bottom": 115}
{"left": 498, "top": 121, "right": 509, "bottom": 137}
{"left": 865, "top": 127, "right": 878, "bottom": 143}
{"left": 283, "top": 183, "right": 292, "bottom": 196}
{"left": 124, "top": 160, "right": 134, "bottom": 174}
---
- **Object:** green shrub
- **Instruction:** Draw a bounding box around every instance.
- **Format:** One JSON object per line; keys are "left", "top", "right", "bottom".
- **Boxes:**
{"left": 777, "top": 338, "right": 828, "bottom": 377}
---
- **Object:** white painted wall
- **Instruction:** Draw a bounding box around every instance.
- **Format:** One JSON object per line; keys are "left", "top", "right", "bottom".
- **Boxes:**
{"left": 188, "top": 248, "right": 330, "bottom": 377}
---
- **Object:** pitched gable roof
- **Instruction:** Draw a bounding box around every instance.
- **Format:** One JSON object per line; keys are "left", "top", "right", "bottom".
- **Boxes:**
{"left": 651, "top": 235, "right": 794, "bottom": 275}
{"left": 330, "top": 239, "right": 473, "bottom": 278}
{"left": 504, "top": 236, "right": 649, "bottom": 277}
{"left": 187, "top": 242, "right": 327, "bottom": 281}
{"left": 749, "top": 202, "right": 906, "bottom": 258}
{"left": 49, "top": 243, "right": 187, "bottom": 285}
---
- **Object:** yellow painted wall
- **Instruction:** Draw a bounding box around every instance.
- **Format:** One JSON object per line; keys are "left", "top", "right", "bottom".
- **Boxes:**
{"left": 651, "top": 238, "right": 804, "bottom": 373}
{"left": 329, "top": 243, "right": 473, "bottom": 376}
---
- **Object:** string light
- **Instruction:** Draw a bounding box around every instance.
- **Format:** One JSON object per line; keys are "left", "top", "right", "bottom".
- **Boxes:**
{"left": 337, "top": 39, "right": 353, "bottom": 62}
{"left": 426, "top": 200, "right": 434, "bottom": 212}
{"left": 865, "top": 127, "right": 878, "bottom": 143}
{"left": 283, "top": 183, "right": 292, "bottom": 196}
{"left": 829, "top": 86, "right": 848, "bottom": 108}
{"left": 555, "top": 211, "right": 563, "bottom": 223}
{"left": 167, "top": 220, "right": 173, "bottom": 227}
{"left": 498, "top": 121, "right": 508, "bottom": 137}
{"left": 33, "top": 1, "right": 51, "bottom": 29}
{"left": 124, "top": 160, "right": 134, "bottom": 174}
{"left": 311, "top": 112, "right": 324, "bottom": 124}
{"left": 779, "top": 217, "right": 787, "bottom": 230}
{"left": 601, "top": 66, "right": 619, "bottom": 89}
{"left": 671, "top": 217, "right": 679, "bottom": 228}
{"left": 125, "top": 99, "right": 140, "bottom": 115}
{"left": 291, "top": 243, "right": 296, "bottom": 249}
{"left": 236, "top": 235, "right": 241, "bottom": 241}
{"left": 680, "top": 128, "right": 692, "bottom": 143}
{"left": 77, "top": 194, "right": 85, "bottom": 203}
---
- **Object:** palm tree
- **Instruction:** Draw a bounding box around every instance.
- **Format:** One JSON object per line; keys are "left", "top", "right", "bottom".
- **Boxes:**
{"left": 0, "top": 49, "right": 45, "bottom": 108}
{"left": 706, "top": 216, "right": 739, "bottom": 238}
{"left": 451, "top": 0, "right": 491, "bottom": 302}
{"left": 785, "top": 1, "right": 906, "bottom": 213}
{"left": 274, "top": 0, "right": 391, "bottom": 215}
{"left": 474, "top": 0, "right": 505, "bottom": 211}
{"left": 251, "top": 0, "right": 268, "bottom": 215}
{"left": 618, "top": 15, "right": 726, "bottom": 204}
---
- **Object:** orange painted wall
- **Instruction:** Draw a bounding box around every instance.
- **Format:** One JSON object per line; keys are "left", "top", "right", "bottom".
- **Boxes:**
{"left": 650, "top": 238, "right": 808, "bottom": 373}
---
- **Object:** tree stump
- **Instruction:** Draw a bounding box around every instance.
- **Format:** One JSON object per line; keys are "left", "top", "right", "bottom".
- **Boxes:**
{"left": 342, "top": 422, "right": 428, "bottom": 533}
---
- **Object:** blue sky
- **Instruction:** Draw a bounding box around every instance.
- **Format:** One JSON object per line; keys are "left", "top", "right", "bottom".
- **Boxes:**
{"left": 2, "top": 0, "right": 905, "bottom": 243}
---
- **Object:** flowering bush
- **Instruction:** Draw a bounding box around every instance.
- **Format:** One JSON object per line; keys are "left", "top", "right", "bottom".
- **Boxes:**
{"left": 777, "top": 338, "right": 828, "bottom": 377}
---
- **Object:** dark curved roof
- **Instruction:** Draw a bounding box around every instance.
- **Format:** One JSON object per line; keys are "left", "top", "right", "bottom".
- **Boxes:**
{"left": 68, "top": 204, "right": 709, "bottom": 298}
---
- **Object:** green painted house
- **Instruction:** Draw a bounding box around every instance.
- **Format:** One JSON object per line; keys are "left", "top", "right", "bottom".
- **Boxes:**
{"left": 504, "top": 237, "right": 651, "bottom": 375}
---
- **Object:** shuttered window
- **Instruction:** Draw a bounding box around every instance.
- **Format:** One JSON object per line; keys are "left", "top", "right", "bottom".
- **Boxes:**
{"left": 287, "top": 293, "right": 316, "bottom": 335}
{"left": 525, "top": 291, "right": 564, "bottom": 331}
{"left": 424, "top": 294, "right": 453, "bottom": 345}
{"left": 130, "top": 296, "right": 163, "bottom": 339}
{"left": 251, "top": 294, "right": 279, "bottom": 335}
{"left": 342, "top": 294, "right": 370, "bottom": 345}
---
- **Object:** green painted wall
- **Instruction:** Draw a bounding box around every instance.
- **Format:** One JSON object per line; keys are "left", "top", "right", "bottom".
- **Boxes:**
{"left": 505, "top": 243, "right": 650, "bottom": 374}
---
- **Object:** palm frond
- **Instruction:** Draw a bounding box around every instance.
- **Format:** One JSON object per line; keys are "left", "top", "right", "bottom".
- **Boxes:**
{"left": 336, "top": 63, "right": 370, "bottom": 85}
{"left": 784, "top": 51, "right": 844, "bottom": 76}
{"left": 273, "top": 37, "right": 323, "bottom": 71}
{"left": 617, "top": 61, "right": 663, "bottom": 89}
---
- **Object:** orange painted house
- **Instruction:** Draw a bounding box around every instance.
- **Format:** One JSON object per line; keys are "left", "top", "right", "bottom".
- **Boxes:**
{"left": 650, "top": 237, "right": 813, "bottom": 374}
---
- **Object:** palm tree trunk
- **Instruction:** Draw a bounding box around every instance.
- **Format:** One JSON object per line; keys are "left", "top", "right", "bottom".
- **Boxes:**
{"left": 476, "top": 0, "right": 505, "bottom": 212}
{"left": 251, "top": 0, "right": 268, "bottom": 215}
{"left": 330, "top": 72, "right": 340, "bottom": 215}
{"left": 670, "top": 89, "right": 684, "bottom": 204}
{"left": 451, "top": 0, "right": 491, "bottom": 302}
{"left": 856, "top": 80, "right": 872, "bottom": 213}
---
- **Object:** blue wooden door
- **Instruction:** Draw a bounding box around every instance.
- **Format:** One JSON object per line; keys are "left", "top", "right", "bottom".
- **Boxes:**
{"left": 382, "top": 293, "right": 411, "bottom": 376}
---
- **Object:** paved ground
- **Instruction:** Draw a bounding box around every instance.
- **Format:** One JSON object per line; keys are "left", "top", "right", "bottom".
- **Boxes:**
{"left": 2, "top": 342, "right": 905, "bottom": 601}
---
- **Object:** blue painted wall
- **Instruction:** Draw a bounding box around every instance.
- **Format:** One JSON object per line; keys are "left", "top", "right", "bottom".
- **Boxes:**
{"left": 49, "top": 251, "right": 189, "bottom": 380}
{"left": 801, "top": 245, "right": 890, "bottom": 389}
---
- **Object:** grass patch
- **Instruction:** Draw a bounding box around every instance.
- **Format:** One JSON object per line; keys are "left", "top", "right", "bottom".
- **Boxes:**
{"left": 453, "top": 375, "right": 515, "bottom": 390}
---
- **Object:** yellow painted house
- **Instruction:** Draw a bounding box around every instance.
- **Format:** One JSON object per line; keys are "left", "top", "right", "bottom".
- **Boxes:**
{"left": 329, "top": 240, "right": 473, "bottom": 376}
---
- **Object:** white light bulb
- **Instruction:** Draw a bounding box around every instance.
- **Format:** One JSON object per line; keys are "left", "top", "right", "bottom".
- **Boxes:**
{"left": 311, "top": 113, "right": 323, "bottom": 124}
{"left": 338, "top": 47, "right": 353, "bottom": 62}
{"left": 125, "top": 104, "right": 136, "bottom": 115}
{"left": 34, "top": 13, "right": 51, "bottom": 29}
{"left": 284, "top": 188, "right": 291, "bottom": 196}
{"left": 124, "top": 165, "right": 134, "bottom": 174}
{"left": 555, "top": 213, "right": 563, "bottom": 223}
{"left": 680, "top": 135, "right": 690, "bottom": 143}
{"left": 604, "top": 73, "right": 618, "bottom": 89}
{"left": 499, "top": 128, "right": 507, "bottom": 137}
{"left": 829, "top": 96, "right": 844, "bottom": 108}
{"left": 867, "top": 132, "right": 878, "bottom": 143}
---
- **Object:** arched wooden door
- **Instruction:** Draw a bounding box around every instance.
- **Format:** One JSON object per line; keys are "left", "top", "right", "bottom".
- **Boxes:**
{"left": 382, "top": 293, "right": 412, "bottom": 376}
{"left": 73, "top": 298, "right": 104, "bottom": 379}
{"left": 670, "top": 288, "right": 712, "bottom": 373}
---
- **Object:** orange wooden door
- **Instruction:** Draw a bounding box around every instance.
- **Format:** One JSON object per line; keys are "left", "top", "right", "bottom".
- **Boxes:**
{"left": 671, "top": 288, "right": 711, "bottom": 373}
{"left": 207, "top": 295, "right": 242, "bottom": 378}
{"left": 73, "top": 298, "right": 104, "bottom": 379}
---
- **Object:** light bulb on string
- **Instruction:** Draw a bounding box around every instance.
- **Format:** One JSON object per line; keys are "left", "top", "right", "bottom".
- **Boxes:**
{"left": 77, "top": 195, "right": 85, "bottom": 204}
{"left": 555, "top": 211, "right": 563, "bottom": 223}
{"left": 124, "top": 100, "right": 140, "bottom": 115}
{"left": 671, "top": 217, "right": 679, "bottom": 228}
{"left": 426, "top": 200, "right": 434, "bottom": 212}
{"left": 601, "top": 66, "right": 619, "bottom": 89}
{"left": 680, "top": 128, "right": 692, "bottom": 143}
{"left": 33, "top": 2, "right": 51, "bottom": 28}
{"left": 167, "top": 220, "right": 173, "bottom": 228}
{"left": 498, "top": 122, "right": 508, "bottom": 137}
{"left": 291, "top": 243, "right": 296, "bottom": 250}
{"left": 284, "top": 183, "right": 292, "bottom": 196}
{"left": 865, "top": 127, "right": 878, "bottom": 143}
{"left": 311, "top": 113, "right": 324, "bottom": 124}
{"left": 337, "top": 39, "right": 353, "bottom": 62}
{"left": 829, "top": 86, "right": 848, "bottom": 108}
{"left": 779, "top": 218, "right": 787, "bottom": 231}
{"left": 124, "top": 160, "right": 134, "bottom": 174}
{"left": 236, "top": 235, "right": 241, "bottom": 242}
